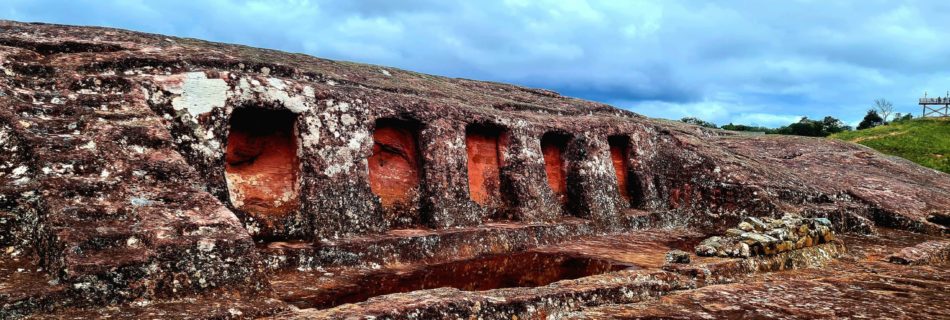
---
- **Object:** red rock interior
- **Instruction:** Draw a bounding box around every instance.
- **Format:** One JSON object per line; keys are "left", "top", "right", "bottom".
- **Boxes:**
{"left": 609, "top": 136, "right": 631, "bottom": 204}
{"left": 4, "top": 21, "right": 950, "bottom": 320}
{"left": 368, "top": 119, "right": 422, "bottom": 207}
{"left": 541, "top": 133, "right": 570, "bottom": 205}
{"left": 465, "top": 125, "right": 503, "bottom": 205}
{"left": 225, "top": 108, "right": 299, "bottom": 218}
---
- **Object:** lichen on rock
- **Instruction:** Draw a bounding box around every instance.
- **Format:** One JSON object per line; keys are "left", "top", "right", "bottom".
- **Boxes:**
{"left": 0, "top": 20, "right": 948, "bottom": 319}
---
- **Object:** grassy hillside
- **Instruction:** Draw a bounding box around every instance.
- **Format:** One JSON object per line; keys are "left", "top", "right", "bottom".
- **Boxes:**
{"left": 831, "top": 117, "right": 950, "bottom": 174}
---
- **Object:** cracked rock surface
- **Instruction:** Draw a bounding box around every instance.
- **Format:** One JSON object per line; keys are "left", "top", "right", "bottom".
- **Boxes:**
{"left": 0, "top": 20, "right": 948, "bottom": 319}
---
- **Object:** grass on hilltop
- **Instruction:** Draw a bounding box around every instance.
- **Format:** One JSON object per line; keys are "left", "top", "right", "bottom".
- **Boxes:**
{"left": 830, "top": 117, "right": 950, "bottom": 174}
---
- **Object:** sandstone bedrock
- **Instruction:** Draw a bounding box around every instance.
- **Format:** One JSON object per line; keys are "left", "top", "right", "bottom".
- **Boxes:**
{"left": 0, "top": 20, "right": 948, "bottom": 319}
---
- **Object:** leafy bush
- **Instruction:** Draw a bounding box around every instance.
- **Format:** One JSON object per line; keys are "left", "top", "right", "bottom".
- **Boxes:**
{"left": 892, "top": 113, "right": 914, "bottom": 123}
{"left": 857, "top": 110, "right": 884, "bottom": 130}
{"left": 772, "top": 116, "right": 851, "bottom": 137}
{"left": 683, "top": 116, "right": 851, "bottom": 137}
{"left": 720, "top": 123, "right": 771, "bottom": 133}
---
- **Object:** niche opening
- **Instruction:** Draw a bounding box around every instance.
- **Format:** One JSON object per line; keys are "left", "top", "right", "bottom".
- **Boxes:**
{"left": 465, "top": 124, "right": 505, "bottom": 206}
{"left": 608, "top": 135, "right": 632, "bottom": 206}
{"left": 225, "top": 108, "right": 300, "bottom": 218}
{"left": 368, "top": 119, "right": 423, "bottom": 211}
{"left": 541, "top": 132, "right": 571, "bottom": 207}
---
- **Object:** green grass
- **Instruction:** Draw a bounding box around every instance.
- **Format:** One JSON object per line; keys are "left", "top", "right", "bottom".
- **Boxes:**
{"left": 830, "top": 117, "right": 950, "bottom": 174}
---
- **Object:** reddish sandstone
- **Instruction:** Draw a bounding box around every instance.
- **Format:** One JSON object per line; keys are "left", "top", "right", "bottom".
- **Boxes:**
{"left": 465, "top": 125, "right": 503, "bottom": 206}
{"left": 541, "top": 133, "right": 570, "bottom": 205}
{"left": 368, "top": 119, "right": 422, "bottom": 208}
{"left": 0, "top": 20, "right": 948, "bottom": 319}
{"left": 608, "top": 135, "right": 631, "bottom": 203}
{"left": 225, "top": 108, "right": 300, "bottom": 220}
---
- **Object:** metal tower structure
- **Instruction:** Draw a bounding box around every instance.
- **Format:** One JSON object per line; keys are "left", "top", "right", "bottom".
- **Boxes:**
{"left": 919, "top": 91, "right": 950, "bottom": 118}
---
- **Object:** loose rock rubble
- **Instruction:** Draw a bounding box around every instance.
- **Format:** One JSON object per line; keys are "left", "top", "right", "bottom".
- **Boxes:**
{"left": 695, "top": 215, "right": 835, "bottom": 258}
{"left": 665, "top": 250, "right": 691, "bottom": 264}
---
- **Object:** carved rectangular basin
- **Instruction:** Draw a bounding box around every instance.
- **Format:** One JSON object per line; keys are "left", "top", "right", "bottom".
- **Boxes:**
{"left": 283, "top": 251, "right": 636, "bottom": 310}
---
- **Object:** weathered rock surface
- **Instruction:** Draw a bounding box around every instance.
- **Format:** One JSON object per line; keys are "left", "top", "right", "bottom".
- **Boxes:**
{"left": 886, "top": 239, "right": 950, "bottom": 265}
{"left": 0, "top": 20, "right": 948, "bottom": 319}
{"left": 571, "top": 230, "right": 950, "bottom": 319}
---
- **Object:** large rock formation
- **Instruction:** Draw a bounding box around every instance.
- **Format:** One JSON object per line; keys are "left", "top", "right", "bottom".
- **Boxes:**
{"left": 1, "top": 20, "right": 948, "bottom": 319}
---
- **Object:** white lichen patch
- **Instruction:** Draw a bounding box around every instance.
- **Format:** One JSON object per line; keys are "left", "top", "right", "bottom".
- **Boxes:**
{"left": 306, "top": 100, "right": 372, "bottom": 177}
{"left": 340, "top": 114, "right": 357, "bottom": 126}
{"left": 197, "top": 239, "right": 216, "bottom": 252}
{"left": 300, "top": 115, "right": 323, "bottom": 149}
{"left": 193, "top": 140, "right": 222, "bottom": 159}
{"left": 79, "top": 140, "right": 97, "bottom": 150}
{"left": 233, "top": 76, "right": 313, "bottom": 113}
{"left": 10, "top": 165, "right": 28, "bottom": 177}
{"left": 266, "top": 77, "right": 286, "bottom": 90}
{"left": 347, "top": 129, "right": 368, "bottom": 150}
{"left": 40, "top": 163, "right": 75, "bottom": 176}
{"left": 323, "top": 163, "right": 347, "bottom": 177}
{"left": 1, "top": 63, "right": 14, "bottom": 76}
{"left": 158, "top": 72, "right": 229, "bottom": 118}
{"left": 126, "top": 236, "right": 141, "bottom": 248}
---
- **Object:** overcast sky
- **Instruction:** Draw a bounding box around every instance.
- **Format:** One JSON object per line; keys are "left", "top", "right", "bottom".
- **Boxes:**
{"left": 5, "top": 0, "right": 950, "bottom": 127}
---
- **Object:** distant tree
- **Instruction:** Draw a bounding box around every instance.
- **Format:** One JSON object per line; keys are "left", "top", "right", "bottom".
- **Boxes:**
{"left": 720, "top": 123, "right": 772, "bottom": 133}
{"left": 821, "top": 116, "right": 852, "bottom": 134}
{"left": 857, "top": 110, "right": 884, "bottom": 130}
{"left": 893, "top": 113, "right": 913, "bottom": 122}
{"left": 705, "top": 115, "right": 852, "bottom": 137}
{"left": 774, "top": 117, "right": 818, "bottom": 136}
{"left": 773, "top": 116, "right": 851, "bottom": 137}
{"left": 680, "top": 117, "right": 718, "bottom": 129}
{"left": 873, "top": 98, "right": 894, "bottom": 122}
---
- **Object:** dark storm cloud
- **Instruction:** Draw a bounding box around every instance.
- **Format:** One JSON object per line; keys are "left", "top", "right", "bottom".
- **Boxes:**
{"left": 5, "top": 0, "right": 950, "bottom": 127}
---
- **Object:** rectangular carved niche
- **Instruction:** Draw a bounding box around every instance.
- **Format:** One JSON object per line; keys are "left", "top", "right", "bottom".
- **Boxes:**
{"left": 225, "top": 108, "right": 300, "bottom": 219}
{"left": 608, "top": 135, "right": 632, "bottom": 205}
{"left": 541, "top": 132, "right": 570, "bottom": 206}
{"left": 368, "top": 119, "right": 423, "bottom": 210}
{"left": 465, "top": 124, "right": 505, "bottom": 206}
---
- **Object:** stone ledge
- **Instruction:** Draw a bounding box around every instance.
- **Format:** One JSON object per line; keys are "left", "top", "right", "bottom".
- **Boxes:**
{"left": 259, "top": 218, "right": 597, "bottom": 270}
{"left": 260, "top": 211, "right": 687, "bottom": 272}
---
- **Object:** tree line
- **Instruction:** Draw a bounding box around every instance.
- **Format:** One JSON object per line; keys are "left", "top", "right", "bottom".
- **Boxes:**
{"left": 680, "top": 98, "right": 914, "bottom": 137}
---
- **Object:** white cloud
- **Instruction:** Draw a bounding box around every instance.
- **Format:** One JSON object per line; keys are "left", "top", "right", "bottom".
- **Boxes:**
{"left": 4, "top": 0, "right": 949, "bottom": 127}
{"left": 731, "top": 113, "right": 804, "bottom": 128}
